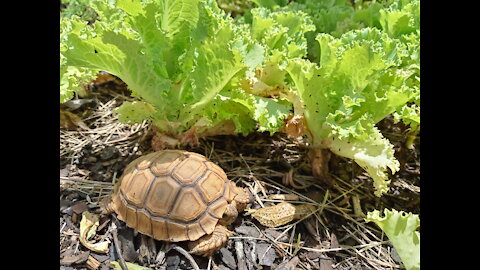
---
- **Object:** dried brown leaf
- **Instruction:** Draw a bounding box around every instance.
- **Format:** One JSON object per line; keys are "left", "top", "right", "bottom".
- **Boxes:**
{"left": 283, "top": 114, "right": 305, "bottom": 138}
{"left": 79, "top": 212, "right": 110, "bottom": 254}
{"left": 60, "top": 109, "right": 90, "bottom": 130}
{"left": 60, "top": 251, "right": 90, "bottom": 266}
{"left": 268, "top": 194, "right": 300, "bottom": 201}
{"left": 277, "top": 256, "right": 300, "bottom": 270}
{"left": 220, "top": 247, "right": 236, "bottom": 269}
{"left": 256, "top": 243, "right": 276, "bottom": 266}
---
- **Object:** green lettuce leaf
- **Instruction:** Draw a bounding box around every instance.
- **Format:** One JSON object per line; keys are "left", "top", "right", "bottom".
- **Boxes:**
{"left": 203, "top": 88, "right": 291, "bottom": 135}
{"left": 366, "top": 209, "right": 420, "bottom": 270}
{"left": 60, "top": 63, "right": 98, "bottom": 103}
{"left": 60, "top": 17, "right": 99, "bottom": 103}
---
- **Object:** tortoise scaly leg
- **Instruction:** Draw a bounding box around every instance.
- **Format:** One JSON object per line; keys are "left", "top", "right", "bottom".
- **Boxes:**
{"left": 99, "top": 196, "right": 115, "bottom": 215}
{"left": 188, "top": 225, "right": 234, "bottom": 257}
{"left": 138, "top": 234, "right": 157, "bottom": 265}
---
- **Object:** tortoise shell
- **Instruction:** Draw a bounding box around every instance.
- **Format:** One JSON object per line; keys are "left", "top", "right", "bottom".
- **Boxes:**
{"left": 110, "top": 150, "right": 238, "bottom": 242}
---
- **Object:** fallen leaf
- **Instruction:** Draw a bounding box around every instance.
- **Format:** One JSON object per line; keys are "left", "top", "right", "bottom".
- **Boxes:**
{"left": 263, "top": 228, "right": 289, "bottom": 242}
{"left": 60, "top": 199, "right": 73, "bottom": 213}
{"left": 79, "top": 211, "right": 110, "bottom": 253}
{"left": 217, "top": 265, "right": 231, "bottom": 270}
{"left": 234, "top": 241, "right": 248, "bottom": 270}
{"left": 235, "top": 225, "right": 260, "bottom": 238}
{"left": 117, "top": 228, "right": 138, "bottom": 262}
{"left": 277, "top": 256, "right": 300, "bottom": 270}
{"left": 110, "top": 261, "right": 152, "bottom": 270}
{"left": 71, "top": 201, "right": 89, "bottom": 215}
{"left": 220, "top": 248, "right": 236, "bottom": 269}
{"left": 85, "top": 255, "right": 101, "bottom": 270}
{"left": 92, "top": 72, "right": 116, "bottom": 84}
{"left": 283, "top": 114, "right": 305, "bottom": 138}
{"left": 60, "top": 109, "right": 89, "bottom": 130}
{"left": 90, "top": 253, "right": 110, "bottom": 263}
{"left": 60, "top": 251, "right": 90, "bottom": 266}
{"left": 268, "top": 194, "right": 300, "bottom": 201}
{"left": 256, "top": 243, "right": 276, "bottom": 266}
{"left": 319, "top": 258, "right": 334, "bottom": 270}
{"left": 329, "top": 233, "right": 339, "bottom": 249}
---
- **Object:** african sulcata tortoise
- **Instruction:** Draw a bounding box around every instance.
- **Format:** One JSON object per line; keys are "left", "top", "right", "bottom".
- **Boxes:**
{"left": 102, "top": 150, "right": 250, "bottom": 256}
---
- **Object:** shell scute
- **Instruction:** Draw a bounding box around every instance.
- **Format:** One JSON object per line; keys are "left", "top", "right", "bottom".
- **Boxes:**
{"left": 198, "top": 171, "right": 225, "bottom": 203}
{"left": 123, "top": 169, "right": 155, "bottom": 208}
{"left": 172, "top": 158, "right": 206, "bottom": 185}
{"left": 170, "top": 187, "right": 206, "bottom": 222}
{"left": 150, "top": 151, "right": 183, "bottom": 176}
{"left": 145, "top": 176, "right": 181, "bottom": 216}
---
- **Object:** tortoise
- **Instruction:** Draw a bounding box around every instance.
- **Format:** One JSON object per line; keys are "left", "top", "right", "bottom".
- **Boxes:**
{"left": 102, "top": 150, "right": 250, "bottom": 256}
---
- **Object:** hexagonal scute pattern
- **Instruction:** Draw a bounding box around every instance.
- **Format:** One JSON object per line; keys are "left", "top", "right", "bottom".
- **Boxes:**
{"left": 166, "top": 222, "right": 189, "bottom": 242}
{"left": 150, "top": 151, "right": 183, "bottom": 176}
{"left": 119, "top": 170, "right": 135, "bottom": 194}
{"left": 198, "top": 171, "right": 225, "bottom": 203}
{"left": 111, "top": 150, "right": 237, "bottom": 242}
{"left": 145, "top": 176, "right": 181, "bottom": 217}
{"left": 187, "top": 222, "right": 206, "bottom": 241}
{"left": 199, "top": 214, "right": 218, "bottom": 235}
{"left": 208, "top": 198, "right": 228, "bottom": 219}
{"left": 169, "top": 187, "right": 206, "bottom": 222}
{"left": 186, "top": 152, "right": 208, "bottom": 161}
{"left": 172, "top": 158, "right": 206, "bottom": 185}
{"left": 205, "top": 161, "right": 228, "bottom": 180}
{"left": 123, "top": 169, "right": 155, "bottom": 208}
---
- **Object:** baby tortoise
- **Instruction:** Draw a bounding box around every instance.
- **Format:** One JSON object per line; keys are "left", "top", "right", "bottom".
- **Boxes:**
{"left": 102, "top": 150, "right": 250, "bottom": 256}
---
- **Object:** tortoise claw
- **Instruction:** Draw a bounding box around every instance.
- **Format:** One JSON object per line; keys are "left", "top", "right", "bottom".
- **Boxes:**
{"left": 188, "top": 225, "right": 233, "bottom": 257}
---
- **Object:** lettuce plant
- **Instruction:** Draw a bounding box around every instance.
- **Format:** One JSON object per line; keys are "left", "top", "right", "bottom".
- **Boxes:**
{"left": 60, "top": 0, "right": 294, "bottom": 137}
{"left": 61, "top": 0, "right": 420, "bottom": 196}
{"left": 280, "top": 0, "right": 419, "bottom": 196}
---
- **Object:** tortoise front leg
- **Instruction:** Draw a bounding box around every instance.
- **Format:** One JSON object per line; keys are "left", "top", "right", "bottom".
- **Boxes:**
{"left": 188, "top": 225, "right": 234, "bottom": 257}
{"left": 218, "top": 200, "right": 239, "bottom": 226}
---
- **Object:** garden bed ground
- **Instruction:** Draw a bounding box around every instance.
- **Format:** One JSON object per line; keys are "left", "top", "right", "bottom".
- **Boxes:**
{"left": 60, "top": 78, "right": 419, "bottom": 270}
